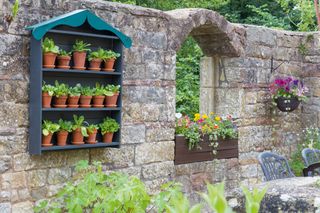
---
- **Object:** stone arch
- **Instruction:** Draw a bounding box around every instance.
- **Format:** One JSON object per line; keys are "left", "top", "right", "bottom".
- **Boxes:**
{"left": 165, "top": 8, "right": 245, "bottom": 57}
{"left": 165, "top": 9, "right": 245, "bottom": 114}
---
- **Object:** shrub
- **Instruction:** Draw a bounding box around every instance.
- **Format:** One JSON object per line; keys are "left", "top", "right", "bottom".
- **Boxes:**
{"left": 42, "top": 37, "right": 59, "bottom": 54}
{"left": 72, "top": 115, "right": 88, "bottom": 137}
{"left": 99, "top": 117, "right": 120, "bottom": 134}
{"left": 42, "top": 120, "right": 59, "bottom": 136}
{"left": 58, "top": 50, "right": 71, "bottom": 57}
{"left": 104, "top": 84, "right": 120, "bottom": 96}
{"left": 53, "top": 80, "right": 69, "bottom": 97}
{"left": 72, "top": 40, "right": 91, "bottom": 52}
{"left": 68, "top": 84, "right": 81, "bottom": 97}
{"left": 104, "top": 50, "right": 120, "bottom": 60}
{"left": 42, "top": 83, "right": 55, "bottom": 96}
{"left": 88, "top": 48, "right": 106, "bottom": 61}
{"left": 58, "top": 119, "right": 72, "bottom": 132}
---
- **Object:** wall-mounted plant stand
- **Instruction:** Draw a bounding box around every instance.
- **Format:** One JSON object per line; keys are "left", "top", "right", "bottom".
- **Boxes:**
{"left": 27, "top": 10, "right": 132, "bottom": 155}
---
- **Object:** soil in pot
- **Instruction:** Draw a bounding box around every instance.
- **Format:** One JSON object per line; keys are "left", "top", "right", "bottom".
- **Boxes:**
{"left": 72, "top": 51, "right": 87, "bottom": 70}
{"left": 102, "top": 59, "right": 115, "bottom": 71}
{"left": 43, "top": 52, "right": 57, "bottom": 68}
{"left": 105, "top": 93, "right": 119, "bottom": 107}
{"left": 275, "top": 97, "right": 300, "bottom": 112}
{"left": 86, "top": 129, "right": 97, "bottom": 144}
{"left": 102, "top": 133, "right": 114, "bottom": 143}
{"left": 88, "top": 59, "right": 102, "bottom": 71}
{"left": 42, "top": 132, "right": 53, "bottom": 147}
{"left": 68, "top": 96, "right": 80, "bottom": 108}
{"left": 80, "top": 95, "right": 92, "bottom": 108}
{"left": 53, "top": 96, "right": 68, "bottom": 108}
{"left": 42, "top": 92, "right": 52, "bottom": 108}
{"left": 92, "top": 95, "right": 105, "bottom": 108}
{"left": 56, "top": 56, "right": 71, "bottom": 69}
{"left": 72, "top": 128, "right": 84, "bottom": 145}
{"left": 57, "top": 130, "right": 68, "bottom": 146}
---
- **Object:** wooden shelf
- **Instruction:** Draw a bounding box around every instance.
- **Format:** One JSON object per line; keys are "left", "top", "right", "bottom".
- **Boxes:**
{"left": 42, "top": 107, "right": 121, "bottom": 112}
{"left": 41, "top": 142, "right": 120, "bottom": 151}
{"left": 43, "top": 68, "right": 121, "bottom": 75}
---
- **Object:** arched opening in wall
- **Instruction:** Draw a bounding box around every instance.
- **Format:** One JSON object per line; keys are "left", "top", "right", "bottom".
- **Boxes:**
{"left": 175, "top": 37, "right": 203, "bottom": 117}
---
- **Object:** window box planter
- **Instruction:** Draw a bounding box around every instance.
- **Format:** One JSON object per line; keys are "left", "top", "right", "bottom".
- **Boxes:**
{"left": 174, "top": 135, "right": 238, "bottom": 165}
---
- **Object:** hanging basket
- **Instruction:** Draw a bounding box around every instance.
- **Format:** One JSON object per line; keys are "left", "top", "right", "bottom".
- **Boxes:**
{"left": 275, "top": 97, "right": 300, "bottom": 112}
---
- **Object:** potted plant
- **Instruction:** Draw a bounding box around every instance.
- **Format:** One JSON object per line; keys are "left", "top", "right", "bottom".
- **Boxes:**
{"left": 174, "top": 113, "right": 238, "bottom": 165}
{"left": 53, "top": 80, "right": 69, "bottom": 108}
{"left": 56, "top": 50, "right": 72, "bottom": 69}
{"left": 57, "top": 119, "right": 72, "bottom": 146}
{"left": 42, "top": 120, "right": 60, "bottom": 147}
{"left": 92, "top": 83, "right": 105, "bottom": 108}
{"left": 99, "top": 117, "right": 120, "bottom": 143}
{"left": 72, "top": 40, "right": 91, "bottom": 70}
{"left": 42, "top": 37, "right": 59, "bottom": 68}
{"left": 68, "top": 84, "right": 81, "bottom": 108}
{"left": 270, "top": 76, "right": 308, "bottom": 112}
{"left": 71, "top": 115, "right": 88, "bottom": 145}
{"left": 88, "top": 48, "right": 105, "bottom": 71}
{"left": 42, "top": 83, "right": 55, "bottom": 108}
{"left": 102, "top": 50, "right": 120, "bottom": 71}
{"left": 104, "top": 85, "right": 120, "bottom": 107}
{"left": 80, "top": 86, "right": 93, "bottom": 108}
{"left": 86, "top": 124, "right": 99, "bottom": 144}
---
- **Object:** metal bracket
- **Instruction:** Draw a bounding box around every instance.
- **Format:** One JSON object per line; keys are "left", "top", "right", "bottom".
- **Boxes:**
{"left": 270, "top": 56, "right": 285, "bottom": 74}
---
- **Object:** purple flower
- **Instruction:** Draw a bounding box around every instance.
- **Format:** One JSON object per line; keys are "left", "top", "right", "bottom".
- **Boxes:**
{"left": 293, "top": 80, "right": 299, "bottom": 86}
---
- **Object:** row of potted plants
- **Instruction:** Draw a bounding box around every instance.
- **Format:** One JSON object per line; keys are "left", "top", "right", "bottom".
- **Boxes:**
{"left": 42, "top": 115, "right": 120, "bottom": 147}
{"left": 42, "top": 38, "right": 120, "bottom": 71}
{"left": 42, "top": 81, "right": 120, "bottom": 108}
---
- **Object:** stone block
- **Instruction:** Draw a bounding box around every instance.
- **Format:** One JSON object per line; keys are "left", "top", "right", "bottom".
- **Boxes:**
{"left": 12, "top": 201, "right": 33, "bottom": 213}
{"left": 114, "top": 166, "right": 142, "bottom": 178}
{"left": 0, "top": 103, "right": 28, "bottom": 128}
{"left": 27, "top": 169, "right": 47, "bottom": 188}
{"left": 122, "top": 124, "right": 146, "bottom": 144}
{"left": 0, "top": 203, "right": 10, "bottom": 213}
{"left": 47, "top": 167, "right": 71, "bottom": 185}
{"left": 135, "top": 141, "right": 174, "bottom": 165}
{"left": 2, "top": 171, "right": 27, "bottom": 190}
{"left": 200, "top": 57, "right": 215, "bottom": 87}
{"left": 142, "top": 161, "right": 174, "bottom": 180}
{"left": 145, "top": 123, "right": 174, "bottom": 142}
{"left": 146, "top": 63, "right": 164, "bottom": 79}
{"left": 144, "top": 177, "right": 170, "bottom": 194}
{"left": 90, "top": 145, "right": 135, "bottom": 168}
{"left": 240, "top": 164, "right": 258, "bottom": 178}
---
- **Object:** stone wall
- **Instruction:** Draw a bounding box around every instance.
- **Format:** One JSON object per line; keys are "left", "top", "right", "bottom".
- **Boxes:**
{"left": 0, "top": 0, "right": 319, "bottom": 211}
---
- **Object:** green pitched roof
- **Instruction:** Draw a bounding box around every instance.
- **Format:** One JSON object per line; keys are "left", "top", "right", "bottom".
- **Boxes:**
{"left": 26, "top": 9, "right": 132, "bottom": 48}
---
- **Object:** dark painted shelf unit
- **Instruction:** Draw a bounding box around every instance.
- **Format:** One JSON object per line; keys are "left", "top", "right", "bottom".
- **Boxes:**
{"left": 27, "top": 10, "right": 132, "bottom": 155}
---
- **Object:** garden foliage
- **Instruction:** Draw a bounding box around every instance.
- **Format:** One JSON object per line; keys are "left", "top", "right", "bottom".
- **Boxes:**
{"left": 35, "top": 160, "right": 267, "bottom": 213}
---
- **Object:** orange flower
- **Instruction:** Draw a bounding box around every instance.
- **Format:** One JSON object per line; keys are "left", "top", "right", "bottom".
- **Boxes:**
{"left": 214, "top": 124, "right": 219, "bottom": 129}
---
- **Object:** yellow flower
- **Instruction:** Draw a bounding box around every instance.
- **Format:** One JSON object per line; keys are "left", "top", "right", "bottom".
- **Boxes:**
{"left": 210, "top": 112, "right": 214, "bottom": 115}
{"left": 202, "top": 114, "right": 208, "bottom": 119}
{"left": 194, "top": 113, "right": 201, "bottom": 121}
{"left": 215, "top": 116, "right": 221, "bottom": 121}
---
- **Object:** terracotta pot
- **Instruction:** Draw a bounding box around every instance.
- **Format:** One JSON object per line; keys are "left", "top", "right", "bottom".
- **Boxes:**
{"left": 42, "top": 132, "right": 53, "bottom": 147}
{"left": 89, "top": 59, "right": 102, "bottom": 71}
{"left": 80, "top": 95, "right": 92, "bottom": 108}
{"left": 57, "top": 130, "right": 68, "bottom": 146}
{"left": 53, "top": 95, "right": 68, "bottom": 108}
{"left": 105, "top": 93, "right": 119, "bottom": 107}
{"left": 42, "top": 92, "right": 52, "bottom": 108}
{"left": 102, "top": 59, "right": 115, "bottom": 71}
{"left": 86, "top": 129, "right": 97, "bottom": 144}
{"left": 72, "top": 51, "right": 87, "bottom": 70}
{"left": 68, "top": 96, "right": 80, "bottom": 107}
{"left": 72, "top": 128, "right": 84, "bottom": 144}
{"left": 92, "top": 95, "right": 105, "bottom": 108}
{"left": 43, "top": 52, "right": 57, "bottom": 68}
{"left": 102, "top": 132, "right": 114, "bottom": 143}
{"left": 56, "top": 55, "right": 71, "bottom": 69}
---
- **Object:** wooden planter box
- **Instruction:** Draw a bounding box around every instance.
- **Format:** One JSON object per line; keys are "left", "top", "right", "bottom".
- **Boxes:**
{"left": 174, "top": 135, "right": 239, "bottom": 165}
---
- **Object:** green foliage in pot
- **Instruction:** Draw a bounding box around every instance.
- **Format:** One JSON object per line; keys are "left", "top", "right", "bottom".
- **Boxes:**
{"left": 34, "top": 160, "right": 267, "bottom": 213}
{"left": 72, "top": 115, "right": 88, "bottom": 137}
{"left": 104, "top": 50, "right": 120, "bottom": 60}
{"left": 42, "top": 120, "right": 60, "bottom": 136}
{"left": 87, "top": 124, "right": 99, "bottom": 134}
{"left": 68, "top": 84, "right": 81, "bottom": 97}
{"left": 81, "top": 86, "right": 94, "bottom": 96}
{"left": 88, "top": 48, "right": 106, "bottom": 61}
{"left": 72, "top": 40, "right": 91, "bottom": 52}
{"left": 99, "top": 117, "right": 120, "bottom": 135}
{"left": 58, "top": 119, "right": 73, "bottom": 132}
{"left": 42, "top": 82, "right": 55, "bottom": 96}
{"left": 42, "top": 37, "right": 59, "bottom": 54}
{"left": 58, "top": 49, "right": 71, "bottom": 57}
{"left": 53, "top": 80, "right": 69, "bottom": 97}
{"left": 104, "top": 84, "right": 120, "bottom": 96}
{"left": 93, "top": 83, "right": 105, "bottom": 96}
